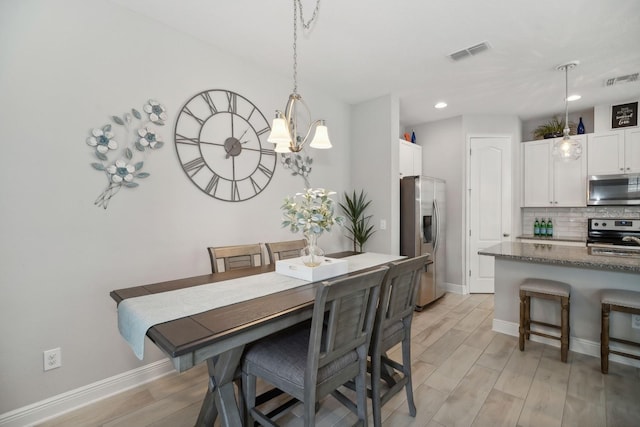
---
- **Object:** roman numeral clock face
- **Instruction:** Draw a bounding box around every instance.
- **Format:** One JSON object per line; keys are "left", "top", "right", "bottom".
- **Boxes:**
{"left": 174, "top": 89, "right": 276, "bottom": 202}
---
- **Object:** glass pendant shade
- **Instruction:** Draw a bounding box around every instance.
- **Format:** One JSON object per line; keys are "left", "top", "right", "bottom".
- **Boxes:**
{"left": 552, "top": 61, "right": 582, "bottom": 161}
{"left": 268, "top": 116, "right": 292, "bottom": 145}
{"left": 552, "top": 131, "right": 583, "bottom": 161}
{"left": 309, "top": 123, "right": 332, "bottom": 149}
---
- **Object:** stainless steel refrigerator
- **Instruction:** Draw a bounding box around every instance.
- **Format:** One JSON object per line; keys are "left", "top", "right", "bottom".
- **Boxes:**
{"left": 400, "top": 176, "right": 446, "bottom": 309}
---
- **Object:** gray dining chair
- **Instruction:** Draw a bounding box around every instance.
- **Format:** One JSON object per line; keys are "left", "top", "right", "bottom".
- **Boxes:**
{"left": 241, "top": 266, "right": 389, "bottom": 427}
{"left": 207, "top": 243, "right": 264, "bottom": 274}
{"left": 368, "top": 255, "right": 429, "bottom": 427}
{"left": 265, "top": 239, "right": 306, "bottom": 263}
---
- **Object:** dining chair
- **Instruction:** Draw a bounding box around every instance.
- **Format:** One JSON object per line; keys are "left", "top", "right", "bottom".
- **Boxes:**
{"left": 207, "top": 243, "right": 264, "bottom": 274}
{"left": 368, "top": 254, "right": 430, "bottom": 427}
{"left": 265, "top": 239, "right": 306, "bottom": 263}
{"left": 241, "top": 266, "right": 389, "bottom": 427}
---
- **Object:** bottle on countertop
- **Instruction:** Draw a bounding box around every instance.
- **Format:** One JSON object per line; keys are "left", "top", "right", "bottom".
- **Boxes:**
{"left": 546, "top": 218, "right": 553, "bottom": 237}
{"left": 534, "top": 218, "right": 540, "bottom": 236}
{"left": 539, "top": 218, "right": 547, "bottom": 236}
{"left": 411, "top": 130, "right": 416, "bottom": 143}
{"left": 577, "top": 117, "right": 585, "bottom": 135}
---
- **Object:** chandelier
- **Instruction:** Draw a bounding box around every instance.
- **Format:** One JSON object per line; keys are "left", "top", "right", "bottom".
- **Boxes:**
{"left": 268, "top": 0, "right": 331, "bottom": 153}
{"left": 552, "top": 61, "right": 582, "bottom": 161}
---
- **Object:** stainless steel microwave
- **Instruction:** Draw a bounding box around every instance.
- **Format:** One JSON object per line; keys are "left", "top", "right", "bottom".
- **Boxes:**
{"left": 588, "top": 174, "right": 640, "bottom": 205}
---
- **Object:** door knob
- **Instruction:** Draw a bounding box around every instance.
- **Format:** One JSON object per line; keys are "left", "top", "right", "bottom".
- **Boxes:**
{"left": 503, "top": 233, "right": 510, "bottom": 237}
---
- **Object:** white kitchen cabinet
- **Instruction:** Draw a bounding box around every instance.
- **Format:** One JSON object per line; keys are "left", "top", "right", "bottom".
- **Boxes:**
{"left": 399, "top": 139, "right": 422, "bottom": 177}
{"left": 522, "top": 135, "right": 587, "bottom": 207}
{"left": 587, "top": 128, "right": 640, "bottom": 175}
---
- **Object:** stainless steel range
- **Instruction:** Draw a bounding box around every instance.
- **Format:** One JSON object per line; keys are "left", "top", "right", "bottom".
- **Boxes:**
{"left": 587, "top": 218, "right": 640, "bottom": 257}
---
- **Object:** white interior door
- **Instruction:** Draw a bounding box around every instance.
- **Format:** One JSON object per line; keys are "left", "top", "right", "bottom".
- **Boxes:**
{"left": 469, "top": 136, "right": 512, "bottom": 293}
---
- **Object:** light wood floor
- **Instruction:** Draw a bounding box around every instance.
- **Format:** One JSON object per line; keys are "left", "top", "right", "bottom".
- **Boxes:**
{"left": 39, "top": 293, "right": 640, "bottom": 427}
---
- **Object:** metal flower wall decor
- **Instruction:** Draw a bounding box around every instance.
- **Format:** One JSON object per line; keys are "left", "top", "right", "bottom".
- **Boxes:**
{"left": 281, "top": 151, "right": 313, "bottom": 188}
{"left": 87, "top": 99, "right": 167, "bottom": 209}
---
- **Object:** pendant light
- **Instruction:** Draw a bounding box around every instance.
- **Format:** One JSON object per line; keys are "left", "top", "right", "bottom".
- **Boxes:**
{"left": 552, "top": 61, "right": 582, "bottom": 161}
{"left": 268, "top": 0, "right": 331, "bottom": 153}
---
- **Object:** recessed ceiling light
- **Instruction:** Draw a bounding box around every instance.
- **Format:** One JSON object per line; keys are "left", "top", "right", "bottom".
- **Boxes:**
{"left": 434, "top": 102, "right": 447, "bottom": 109}
{"left": 567, "top": 94, "right": 581, "bottom": 101}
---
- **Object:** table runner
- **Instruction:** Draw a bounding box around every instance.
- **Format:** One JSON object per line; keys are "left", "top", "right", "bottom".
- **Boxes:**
{"left": 118, "top": 252, "right": 404, "bottom": 359}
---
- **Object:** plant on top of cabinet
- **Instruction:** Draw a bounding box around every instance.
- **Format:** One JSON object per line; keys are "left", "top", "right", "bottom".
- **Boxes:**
{"left": 533, "top": 116, "right": 576, "bottom": 140}
{"left": 339, "top": 190, "right": 376, "bottom": 252}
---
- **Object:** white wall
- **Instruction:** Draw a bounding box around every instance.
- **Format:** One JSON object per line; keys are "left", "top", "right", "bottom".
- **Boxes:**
{"left": 593, "top": 98, "right": 640, "bottom": 133}
{"left": 0, "top": 0, "right": 351, "bottom": 415}
{"left": 350, "top": 95, "right": 400, "bottom": 255}
{"left": 412, "top": 117, "right": 464, "bottom": 287}
{"left": 411, "top": 115, "right": 522, "bottom": 291}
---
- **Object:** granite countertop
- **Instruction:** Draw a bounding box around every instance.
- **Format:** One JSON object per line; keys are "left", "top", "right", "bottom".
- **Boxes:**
{"left": 479, "top": 242, "right": 640, "bottom": 273}
{"left": 517, "top": 235, "right": 586, "bottom": 244}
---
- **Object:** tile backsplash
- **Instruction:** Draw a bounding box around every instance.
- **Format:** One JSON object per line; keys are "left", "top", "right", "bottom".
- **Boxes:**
{"left": 522, "top": 206, "right": 640, "bottom": 241}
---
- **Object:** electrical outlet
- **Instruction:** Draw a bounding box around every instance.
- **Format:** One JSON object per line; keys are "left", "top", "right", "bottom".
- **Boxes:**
{"left": 380, "top": 219, "right": 387, "bottom": 230}
{"left": 632, "top": 314, "right": 640, "bottom": 330}
{"left": 44, "top": 348, "right": 62, "bottom": 371}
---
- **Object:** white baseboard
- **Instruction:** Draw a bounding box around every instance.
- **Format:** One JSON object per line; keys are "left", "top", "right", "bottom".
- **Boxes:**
{"left": 492, "top": 318, "right": 640, "bottom": 368}
{"left": 444, "top": 281, "right": 466, "bottom": 295}
{"left": 0, "top": 359, "right": 174, "bottom": 427}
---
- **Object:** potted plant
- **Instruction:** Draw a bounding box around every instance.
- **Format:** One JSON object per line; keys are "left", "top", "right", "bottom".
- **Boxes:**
{"left": 532, "top": 116, "right": 576, "bottom": 140}
{"left": 339, "top": 190, "right": 376, "bottom": 253}
{"left": 281, "top": 188, "right": 343, "bottom": 266}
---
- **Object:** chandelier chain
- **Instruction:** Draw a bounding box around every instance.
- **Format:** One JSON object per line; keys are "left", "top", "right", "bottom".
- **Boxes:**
{"left": 292, "top": 0, "right": 321, "bottom": 94}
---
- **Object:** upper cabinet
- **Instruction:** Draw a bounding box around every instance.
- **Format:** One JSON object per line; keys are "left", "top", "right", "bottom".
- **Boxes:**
{"left": 587, "top": 128, "right": 640, "bottom": 175}
{"left": 522, "top": 135, "right": 588, "bottom": 207}
{"left": 399, "top": 139, "right": 422, "bottom": 177}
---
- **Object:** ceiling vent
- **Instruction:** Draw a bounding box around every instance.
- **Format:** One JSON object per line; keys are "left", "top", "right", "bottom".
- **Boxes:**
{"left": 605, "top": 73, "right": 639, "bottom": 86}
{"left": 448, "top": 42, "right": 491, "bottom": 61}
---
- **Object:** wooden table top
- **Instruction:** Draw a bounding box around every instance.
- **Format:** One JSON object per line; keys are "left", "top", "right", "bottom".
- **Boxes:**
{"left": 110, "top": 251, "right": 357, "bottom": 359}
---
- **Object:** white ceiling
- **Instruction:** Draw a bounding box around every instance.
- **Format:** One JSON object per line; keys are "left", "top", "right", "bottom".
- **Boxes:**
{"left": 111, "top": 0, "right": 640, "bottom": 127}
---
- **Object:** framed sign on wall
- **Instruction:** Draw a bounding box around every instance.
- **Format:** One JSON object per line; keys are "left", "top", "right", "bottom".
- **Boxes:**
{"left": 611, "top": 102, "right": 638, "bottom": 129}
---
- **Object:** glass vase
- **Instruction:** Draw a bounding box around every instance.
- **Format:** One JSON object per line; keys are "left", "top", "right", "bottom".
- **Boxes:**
{"left": 301, "top": 233, "right": 325, "bottom": 267}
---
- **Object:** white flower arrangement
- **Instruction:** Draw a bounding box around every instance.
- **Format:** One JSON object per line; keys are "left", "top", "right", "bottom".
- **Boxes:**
{"left": 281, "top": 188, "right": 344, "bottom": 236}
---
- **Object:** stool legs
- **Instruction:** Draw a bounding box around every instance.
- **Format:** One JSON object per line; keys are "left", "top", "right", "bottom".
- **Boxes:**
{"left": 518, "top": 290, "right": 569, "bottom": 362}
{"left": 560, "top": 296, "right": 569, "bottom": 363}
{"left": 519, "top": 290, "right": 526, "bottom": 351}
{"left": 601, "top": 303, "right": 610, "bottom": 374}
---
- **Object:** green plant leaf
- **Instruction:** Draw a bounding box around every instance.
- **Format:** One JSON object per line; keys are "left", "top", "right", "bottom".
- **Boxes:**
{"left": 132, "top": 108, "right": 142, "bottom": 119}
{"left": 91, "top": 162, "right": 105, "bottom": 170}
{"left": 112, "top": 115, "right": 125, "bottom": 125}
{"left": 125, "top": 148, "right": 133, "bottom": 159}
{"left": 134, "top": 161, "right": 143, "bottom": 170}
{"left": 340, "top": 189, "right": 376, "bottom": 251}
{"left": 124, "top": 181, "right": 139, "bottom": 188}
{"left": 136, "top": 172, "right": 150, "bottom": 178}
{"left": 96, "top": 152, "right": 108, "bottom": 161}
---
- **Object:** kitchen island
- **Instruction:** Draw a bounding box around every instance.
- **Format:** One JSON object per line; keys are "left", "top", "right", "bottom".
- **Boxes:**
{"left": 479, "top": 242, "right": 640, "bottom": 366}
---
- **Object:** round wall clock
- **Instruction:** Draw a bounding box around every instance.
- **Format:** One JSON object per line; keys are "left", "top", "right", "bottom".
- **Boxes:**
{"left": 174, "top": 89, "right": 276, "bottom": 202}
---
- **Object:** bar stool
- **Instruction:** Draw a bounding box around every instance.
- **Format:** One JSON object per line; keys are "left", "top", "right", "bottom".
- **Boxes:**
{"left": 519, "top": 278, "right": 571, "bottom": 362}
{"left": 600, "top": 289, "right": 640, "bottom": 374}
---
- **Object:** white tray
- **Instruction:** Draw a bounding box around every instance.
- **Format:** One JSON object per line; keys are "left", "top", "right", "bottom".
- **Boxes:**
{"left": 275, "top": 256, "right": 348, "bottom": 282}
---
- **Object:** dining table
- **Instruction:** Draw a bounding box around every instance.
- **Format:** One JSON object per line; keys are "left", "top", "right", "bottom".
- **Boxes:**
{"left": 110, "top": 251, "right": 406, "bottom": 427}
